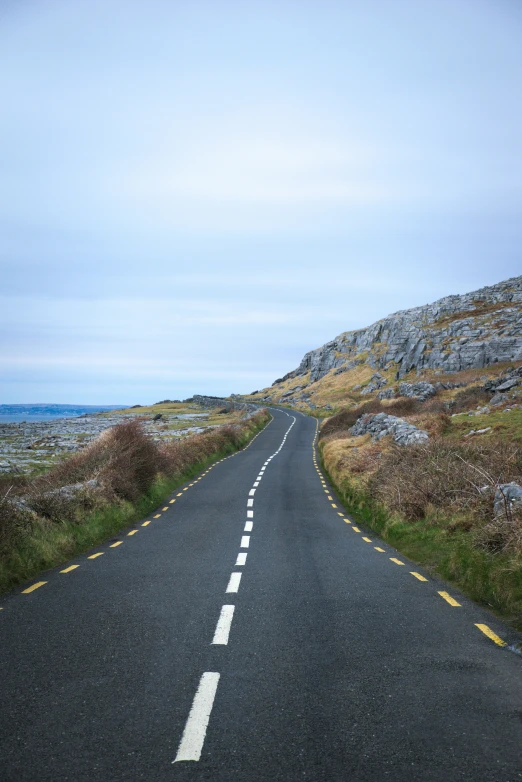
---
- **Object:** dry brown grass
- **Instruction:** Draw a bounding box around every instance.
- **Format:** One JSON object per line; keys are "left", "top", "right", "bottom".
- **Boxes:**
{"left": 0, "top": 413, "right": 269, "bottom": 554}
{"left": 367, "top": 437, "right": 522, "bottom": 553}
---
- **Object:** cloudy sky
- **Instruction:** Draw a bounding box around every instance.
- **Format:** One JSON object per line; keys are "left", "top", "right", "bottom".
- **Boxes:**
{"left": 2, "top": 0, "right": 521, "bottom": 404}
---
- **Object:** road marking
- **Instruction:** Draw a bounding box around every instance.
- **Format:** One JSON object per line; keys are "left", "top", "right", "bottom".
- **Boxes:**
{"left": 352, "top": 526, "right": 360, "bottom": 533}
{"left": 183, "top": 487, "right": 189, "bottom": 491}
{"left": 390, "top": 557, "right": 404, "bottom": 566}
{"left": 249, "top": 489, "right": 256, "bottom": 496}
{"left": 410, "top": 572, "right": 427, "bottom": 582}
{"left": 60, "top": 565, "right": 79, "bottom": 573}
{"left": 127, "top": 530, "right": 138, "bottom": 536}
{"left": 247, "top": 510, "right": 253, "bottom": 518}
{"left": 327, "top": 494, "right": 332, "bottom": 499}
{"left": 177, "top": 493, "right": 183, "bottom": 496}
{"left": 331, "top": 503, "right": 337, "bottom": 508}
{"left": 212, "top": 605, "right": 235, "bottom": 645}
{"left": 240, "top": 536, "right": 250, "bottom": 548}
{"left": 244, "top": 521, "right": 253, "bottom": 532}
{"left": 247, "top": 499, "right": 254, "bottom": 507}
{"left": 173, "top": 672, "right": 220, "bottom": 762}
{"left": 226, "top": 572, "right": 242, "bottom": 593}
{"left": 142, "top": 521, "right": 151, "bottom": 526}
{"left": 344, "top": 519, "right": 352, "bottom": 524}
{"left": 154, "top": 514, "right": 161, "bottom": 518}
{"left": 438, "top": 591, "right": 461, "bottom": 606}
{"left": 253, "top": 481, "right": 260, "bottom": 486}
{"left": 169, "top": 499, "right": 175, "bottom": 504}
{"left": 110, "top": 541, "right": 123, "bottom": 547}
{"left": 22, "top": 581, "right": 47, "bottom": 593}
{"left": 363, "top": 537, "right": 372, "bottom": 543}
{"left": 235, "top": 553, "right": 247, "bottom": 566}
{"left": 337, "top": 512, "right": 344, "bottom": 517}
{"left": 88, "top": 552, "right": 104, "bottom": 559}
{"left": 162, "top": 506, "right": 168, "bottom": 511}
{"left": 374, "top": 547, "right": 385, "bottom": 552}
{"left": 475, "top": 624, "right": 507, "bottom": 647}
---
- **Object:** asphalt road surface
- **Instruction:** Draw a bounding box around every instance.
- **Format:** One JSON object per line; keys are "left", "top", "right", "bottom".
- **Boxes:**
{"left": 1, "top": 408, "right": 522, "bottom": 781}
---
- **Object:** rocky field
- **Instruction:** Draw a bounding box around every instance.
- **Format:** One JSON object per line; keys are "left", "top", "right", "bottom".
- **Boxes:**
{"left": 0, "top": 402, "right": 242, "bottom": 475}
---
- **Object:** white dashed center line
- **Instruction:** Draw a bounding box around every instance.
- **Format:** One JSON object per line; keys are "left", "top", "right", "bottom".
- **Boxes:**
{"left": 240, "top": 535, "right": 250, "bottom": 548}
{"left": 173, "top": 672, "right": 221, "bottom": 763}
{"left": 235, "top": 552, "right": 247, "bottom": 566}
{"left": 244, "top": 521, "right": 253, "bottom": 532}
{"left": 212, "top": 605, "right": 235, "bottom": 645}
{"left": 226, "top": 572, "right": 242, "bottom": 593}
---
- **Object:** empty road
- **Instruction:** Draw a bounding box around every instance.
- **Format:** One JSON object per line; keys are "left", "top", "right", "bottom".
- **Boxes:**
{"left": 1, "top": 408, "right": 521, "bottom": 781}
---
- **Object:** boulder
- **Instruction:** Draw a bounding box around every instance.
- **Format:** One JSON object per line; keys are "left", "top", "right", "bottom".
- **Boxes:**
{"left": 351, "top": 412, "right": 429, "bottom": 446}
{"left": 494, "top": 483, "right": 522, "bottom": 516}
{"left": 398, "top": 382, "right": 437, "bottom": 401}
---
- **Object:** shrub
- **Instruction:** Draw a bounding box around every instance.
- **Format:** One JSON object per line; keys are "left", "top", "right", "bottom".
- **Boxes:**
{"left": 450, "top": 386, "right": 491, "bottom": 414}
{"left": 367, "top": 436, "right": 522, "bottom": 552}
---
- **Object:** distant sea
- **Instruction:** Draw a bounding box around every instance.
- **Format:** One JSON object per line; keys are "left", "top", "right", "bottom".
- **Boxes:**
{"left": 0, "top": 404, "right": 128, "bottom": 423}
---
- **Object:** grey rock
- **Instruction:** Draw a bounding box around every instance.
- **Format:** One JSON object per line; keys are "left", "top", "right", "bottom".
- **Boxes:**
{"left": 494, "top": 483, "right": 522, "bottom": 516}
{"left": 398, "top": 381, "right": 437, "bottom": 401}
{"left": 281, "top": 275, "right": 522, "bottom": 383}
{"left": 378, "top": 388, "right": 396, "bottom": 400}
{"left": 361, "top": 373, "right": 388, "bottom": 395}
{"left": 494, "top": 377, "right": 520, "bottom": 392}
{"left": 490, "top": 393, "right": 507, "bottom": 406}
{"left": 351, "top": 412, "right": 429, "bottom": 446}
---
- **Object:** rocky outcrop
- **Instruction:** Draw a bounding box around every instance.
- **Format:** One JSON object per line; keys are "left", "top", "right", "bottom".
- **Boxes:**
{"left": 351, "top": 413, "right": 429, "bottom": 445}
{"left": 398, "top": 382, "right": 437, "bottom": 401}
{"left": 193, "top": 395, "right": 258, "bottom": 416}
{"left": 279, "top": 276, "right": 522, "bottom": 384}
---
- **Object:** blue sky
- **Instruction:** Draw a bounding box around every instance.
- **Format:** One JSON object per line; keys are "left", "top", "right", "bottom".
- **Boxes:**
{"left": 2, "top": 0, "right": 521, "bottom": 404}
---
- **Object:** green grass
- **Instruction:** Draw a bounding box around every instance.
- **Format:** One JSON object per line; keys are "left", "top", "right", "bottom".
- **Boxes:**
{"left": 320, "top": 454, "right": 522, "bottom": 632}
{"left": 0, "top": 414, "right": 270, "bottom": 595}
{"left": 447, "top": 408, "right": 522, "bottom": 442}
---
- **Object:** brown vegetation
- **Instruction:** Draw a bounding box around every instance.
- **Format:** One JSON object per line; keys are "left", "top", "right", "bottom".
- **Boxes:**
{"left": 0, "top": 412, "right": 269, "bottom": 563}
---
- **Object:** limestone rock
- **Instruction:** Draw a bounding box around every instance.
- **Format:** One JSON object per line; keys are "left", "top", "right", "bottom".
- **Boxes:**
{"left": 282, "top": 275, "right": 522, "bottom": 383}
{"left": 351, "top": 412, "right": 429, "bottom": 446}
{"left": 494, "top": 483, "right": 522, "bottom": 516}
{"left": 398, "top": 381, "right": 437, "bottom": 401}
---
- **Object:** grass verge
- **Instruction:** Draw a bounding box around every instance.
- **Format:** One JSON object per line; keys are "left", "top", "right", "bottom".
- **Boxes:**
{"left": 319, "top": 450, "right": 522, "bottom": 632}
{"left": 0, "top": 412, "right": 270, "bottom": 595}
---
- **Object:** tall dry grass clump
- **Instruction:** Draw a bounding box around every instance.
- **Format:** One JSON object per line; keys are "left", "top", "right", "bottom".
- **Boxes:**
{"left": 368, "top": 437, "right": 522, "bottom": 553}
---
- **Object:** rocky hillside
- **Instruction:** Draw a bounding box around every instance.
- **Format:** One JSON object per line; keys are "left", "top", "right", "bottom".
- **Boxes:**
{"left": 246, "top": 275, "right": 522, "bottom": 411}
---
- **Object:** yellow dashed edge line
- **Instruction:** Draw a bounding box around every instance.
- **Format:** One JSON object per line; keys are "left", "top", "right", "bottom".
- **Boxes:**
{"left": 7, "top": 411, "right": 274, "bottom": 606}
{"left": 438, "top": 590, "right": 461, "bottom": 607}
{"left": 22, "top": 581, "right": 47, "bottom": 593}
{"left": 475, "top": 624, "right": 507, "bottom": 647}
{"left": 311, "top": 413, "right": 511, "bottom": 655}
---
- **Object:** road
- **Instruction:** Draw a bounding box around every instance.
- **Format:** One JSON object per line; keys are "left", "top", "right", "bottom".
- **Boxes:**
{"left": 1, "top": 408, "right": 521, "bottom": 781}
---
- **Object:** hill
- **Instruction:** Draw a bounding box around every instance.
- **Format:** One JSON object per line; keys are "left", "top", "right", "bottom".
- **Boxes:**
{"left": 246, "top": 275, "right": 522, "bottom": 412}
{"left": 242, "top": 276, "right": 522, "bottom": 629}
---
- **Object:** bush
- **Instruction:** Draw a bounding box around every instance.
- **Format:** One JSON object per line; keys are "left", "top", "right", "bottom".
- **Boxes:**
{"left": 368, "top": 436, "right": 522, "bottom": 552}
{"left": 450, "top": 386, "right": 491, "bottom": 413}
